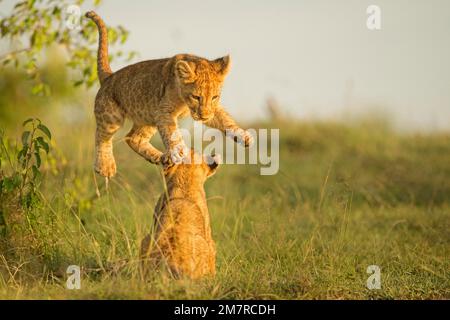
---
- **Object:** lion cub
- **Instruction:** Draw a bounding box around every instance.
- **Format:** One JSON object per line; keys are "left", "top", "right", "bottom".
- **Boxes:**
{"left": 141, "top": 150, "right": 219, "bottom": 279}
{"left": 85, "top": 11, "right": 252, "bottom": 178}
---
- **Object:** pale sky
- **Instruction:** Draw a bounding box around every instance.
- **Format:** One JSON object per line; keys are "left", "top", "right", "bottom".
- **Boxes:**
{"left": 2, "top": 0, "right": 450, "bottom": 131}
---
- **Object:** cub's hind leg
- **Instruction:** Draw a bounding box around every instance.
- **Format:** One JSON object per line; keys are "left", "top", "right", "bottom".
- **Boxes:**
{"left": 125, "top": 125, "right": 163, "bottom": 164}
{"left": 94, "top": 97, "right": 124, "bottom": 177}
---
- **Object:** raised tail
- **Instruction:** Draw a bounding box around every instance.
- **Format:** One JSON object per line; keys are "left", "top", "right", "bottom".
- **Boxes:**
{"left": 85, "top": 11, "right": 112, "bottom": 85}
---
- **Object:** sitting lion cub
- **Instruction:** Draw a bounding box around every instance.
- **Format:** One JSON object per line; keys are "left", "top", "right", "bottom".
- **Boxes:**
{"left": 141, "top": 150, "right": 220, "bottom": 279}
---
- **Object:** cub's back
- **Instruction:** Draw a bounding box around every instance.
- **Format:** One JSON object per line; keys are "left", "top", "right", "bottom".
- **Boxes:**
{"left": 100, "top": 58, "right": 173, "bottom": 108}
{"left": 154, "top": 198, "right": 215, "bottom": 278}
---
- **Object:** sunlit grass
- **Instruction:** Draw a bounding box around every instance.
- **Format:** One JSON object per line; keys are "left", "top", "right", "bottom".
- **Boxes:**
{"left": 0, "top": 114, "right": 449, "bottom": 299}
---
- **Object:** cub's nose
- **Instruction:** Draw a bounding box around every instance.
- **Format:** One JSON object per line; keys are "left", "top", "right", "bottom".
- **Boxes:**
{"left": 196, "top": 107, "right": 212, "bottom": 121}
{"left": 199, "top": 113, "right": 213, "bottom": 122}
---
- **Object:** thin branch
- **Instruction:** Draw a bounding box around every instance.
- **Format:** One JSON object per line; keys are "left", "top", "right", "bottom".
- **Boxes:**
{"left": 0, "top": 47, "right": 31, "bottom": 61}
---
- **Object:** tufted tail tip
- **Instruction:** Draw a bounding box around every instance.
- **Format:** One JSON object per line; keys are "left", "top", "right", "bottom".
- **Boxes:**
{"left": 85, "top": 11, "right": 96, "bottom": 19}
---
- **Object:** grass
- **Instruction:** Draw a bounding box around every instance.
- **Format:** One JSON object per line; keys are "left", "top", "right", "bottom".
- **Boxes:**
{"left": 0, "top": 113, "right": 449, "bottom": 299}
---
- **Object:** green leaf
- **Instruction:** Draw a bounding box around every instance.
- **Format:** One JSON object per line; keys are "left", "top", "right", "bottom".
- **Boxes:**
{"left": 32, "top": 165, "right": 41, "bottom": 179}
{"left": 52, "top": 6, "right": 61, "bottom": 15}
{"left": 36, "top": 136, "right": 49, "bottom": 153}
{"left": 21, "top": 130, "right": 30, "bottom": 146}
{"left": 34, "top": 151, "right": 41, "bottom": 168}
{"left": 13, "top": 173, "right": 21, "bottom": 187}
{"left": 37, "top": 124, "right": 51, "bottom": 139}
{"left": 2, "top": 175, "right": 21, "bottom": 192}
{"left": 27, "top": 0, "right": 36, "bottom": 8}
{"left": 23, "top": 118, "right": 34, "bottom": 126}
{"left": 14, "top": 1, "right": 27, "bottom": 9}
{"left": 17, "top": 147, "right": 27, "bottom": 161}
{"left": 3, "top": 177, "right": 14, "bottom": 192}
{"left": 31, "top": 83, "right": 44, "bottom": 95}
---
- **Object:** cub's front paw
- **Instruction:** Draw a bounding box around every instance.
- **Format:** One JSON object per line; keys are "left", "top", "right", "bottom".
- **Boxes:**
{"left": 227, "top": 128, "right": 254, "bottom": 147}
{"left": 147, "top": 151, "right": 164, "bottom": 165}
{"left": 160, "top": 152, "right": 172, "bottom": 167}
{"left": 94, "top": 153, "right": 117, "bottom": 178}
{"left": 163, "top": 143, "right": 189, "bottom": 165}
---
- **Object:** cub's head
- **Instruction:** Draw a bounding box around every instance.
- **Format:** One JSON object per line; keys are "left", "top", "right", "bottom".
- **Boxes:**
{"left": 163, "top": 149, "right": 220, "bottom": 184}
{"left": 174, "top": 55, "right": 231, "bottom": 122}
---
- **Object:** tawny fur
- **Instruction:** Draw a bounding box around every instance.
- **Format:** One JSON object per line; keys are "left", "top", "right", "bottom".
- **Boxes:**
{"left": 140, "top": 150, "right": 219, "bottom": 279}
{"left": 85, "top": 11, "right": 253, "bottom": 177}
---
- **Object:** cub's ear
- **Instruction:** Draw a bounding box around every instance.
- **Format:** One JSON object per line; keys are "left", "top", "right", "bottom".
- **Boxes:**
{"left": 205, "top": 153, "right": 221, "bottom": 177}
{"left": 212, "top": 55, "right": 231, "bottom": 77}
{"left": 175, "top": 60, "right": 196, "bottom": 83}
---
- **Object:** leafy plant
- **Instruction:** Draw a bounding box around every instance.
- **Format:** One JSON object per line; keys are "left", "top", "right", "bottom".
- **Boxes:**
{"left": 0, "top": 118, "right": 52, "bottom": 263}
{"left": 1, "top": 118, "right": 51, "bottom": 204}
{"left": 0, "top": 0, "right": 136, "bottom": 94}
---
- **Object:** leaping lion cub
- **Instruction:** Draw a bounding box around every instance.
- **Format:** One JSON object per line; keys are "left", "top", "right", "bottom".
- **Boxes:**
{"left": 141, "top": 150, "right": 219, "bottom": 279}
{"left": 85, "top": 11, "right": 253, "bottom": 177}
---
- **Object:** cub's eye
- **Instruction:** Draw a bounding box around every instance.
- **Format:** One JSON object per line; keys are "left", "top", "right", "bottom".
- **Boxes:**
{"left": 212, "top": 95, "right": 219, "bottom": 101}
{"left": 191, "top": 95, "right": 201, "bottom": 102}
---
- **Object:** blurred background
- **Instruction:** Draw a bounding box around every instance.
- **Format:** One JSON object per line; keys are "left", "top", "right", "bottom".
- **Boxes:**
{"left": 2, "top": 0, "right": 450, "bottom": 130}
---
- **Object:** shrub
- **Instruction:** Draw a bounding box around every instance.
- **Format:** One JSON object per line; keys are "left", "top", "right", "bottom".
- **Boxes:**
{"left": 0, "top": 118, "right": 54, "bottom": 275}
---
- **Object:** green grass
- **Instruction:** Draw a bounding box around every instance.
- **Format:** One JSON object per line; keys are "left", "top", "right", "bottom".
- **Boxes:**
{"left": 0, "top": 115, "right": 449, "bottom": 299}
